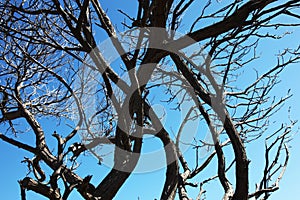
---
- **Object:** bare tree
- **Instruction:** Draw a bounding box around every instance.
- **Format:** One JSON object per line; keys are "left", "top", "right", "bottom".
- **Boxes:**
{"left": 0, "top": 0, "right": 299, "bottom": 199}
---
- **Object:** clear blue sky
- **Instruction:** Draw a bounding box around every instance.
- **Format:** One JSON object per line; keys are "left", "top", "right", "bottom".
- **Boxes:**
{"left": 1, "top": 1, "right": 300, "bottom": 199}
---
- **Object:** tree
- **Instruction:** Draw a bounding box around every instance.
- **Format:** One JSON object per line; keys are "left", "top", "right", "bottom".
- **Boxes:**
{"left": 0, "top": 0, "right": 299, "bottom": 199}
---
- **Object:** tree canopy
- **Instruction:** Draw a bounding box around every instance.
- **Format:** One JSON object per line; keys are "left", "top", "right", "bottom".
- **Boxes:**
{"left": 0, "top": 0, "right": 300, "bottom": 199}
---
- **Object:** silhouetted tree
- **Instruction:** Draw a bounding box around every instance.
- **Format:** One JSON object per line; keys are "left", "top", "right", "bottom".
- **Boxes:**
{"left": 0, "top": 0, "right": 299, "bottom": 199}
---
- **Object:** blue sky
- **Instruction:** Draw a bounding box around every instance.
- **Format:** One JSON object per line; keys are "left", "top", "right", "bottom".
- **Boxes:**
{"left": 1, "top": 1, "right": 300, "bottom": 199}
